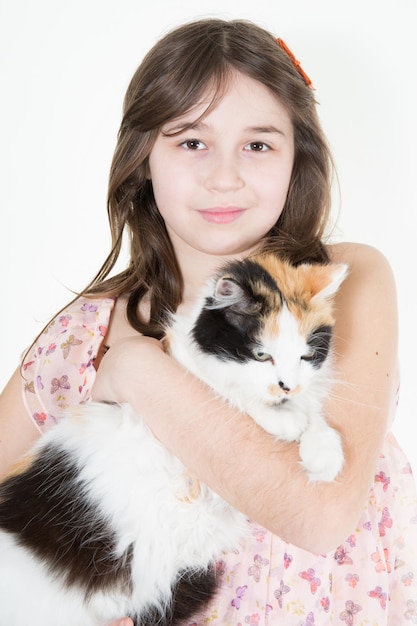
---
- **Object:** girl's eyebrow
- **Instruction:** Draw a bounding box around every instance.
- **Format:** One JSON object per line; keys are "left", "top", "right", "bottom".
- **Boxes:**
{"left": 248, "top": 125, "right": 286, "bottom": 136}
{"left": 163, "top": 121, "right": 286, "bottom": 136}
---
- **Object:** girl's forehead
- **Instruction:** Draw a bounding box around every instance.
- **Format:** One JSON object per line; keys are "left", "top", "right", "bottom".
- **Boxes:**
{"left": 163, "top": 76, "right": 231, "bottom": 129}
{"left": 163, "top": 72, "right": 292, "bottom": 131}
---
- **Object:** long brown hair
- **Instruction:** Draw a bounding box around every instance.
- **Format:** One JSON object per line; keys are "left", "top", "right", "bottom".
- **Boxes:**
{"left": 85, "top": 18, "right": 334, "bottom": 338}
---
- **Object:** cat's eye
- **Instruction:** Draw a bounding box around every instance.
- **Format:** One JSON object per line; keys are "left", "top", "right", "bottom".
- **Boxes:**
{"left": 252, "top": 347, "right": 273, "bottom": 362}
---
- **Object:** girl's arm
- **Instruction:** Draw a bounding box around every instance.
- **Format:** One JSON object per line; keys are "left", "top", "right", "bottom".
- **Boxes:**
{"left": 92, "top": 242, "right": 399, "bottom": 554}
{"left": 0, "top": 368, "right": 41, "bottom": 477}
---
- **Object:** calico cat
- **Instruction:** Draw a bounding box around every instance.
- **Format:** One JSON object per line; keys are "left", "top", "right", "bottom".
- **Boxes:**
{"left": 0, "top": 254, "right": 347, "bottom": 626}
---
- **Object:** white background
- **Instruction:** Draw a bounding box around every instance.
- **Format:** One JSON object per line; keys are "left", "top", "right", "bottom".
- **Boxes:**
{"left": 1, "top": 1, "right": 416, "bottom": 471}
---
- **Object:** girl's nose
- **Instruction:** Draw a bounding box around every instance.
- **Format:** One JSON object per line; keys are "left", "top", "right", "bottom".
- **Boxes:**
{"left": 204, "top": 152, "right": 244, "bottom": 193}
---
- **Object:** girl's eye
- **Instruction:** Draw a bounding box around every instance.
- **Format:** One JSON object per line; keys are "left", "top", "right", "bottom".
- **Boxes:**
{"left": 245, "top": 141, "right": 269, "bottom": 152}
{"left": 252, "top": 347, "right": 273, "bottom": 362}
{"left": 181, "top": 139, "right": 205, "bottom": 150}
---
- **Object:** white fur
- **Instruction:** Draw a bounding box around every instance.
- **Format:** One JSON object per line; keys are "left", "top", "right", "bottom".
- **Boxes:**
{"left": 0, "top": 403, "right": 248, "bottom": 625}
{"left": 0, "top": 532, "right": 102, "bottom": 625}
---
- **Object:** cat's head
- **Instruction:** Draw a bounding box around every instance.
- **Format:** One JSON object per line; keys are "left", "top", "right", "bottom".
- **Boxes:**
{"left": 191, "top": 254, "right": 348, "bottom": 404}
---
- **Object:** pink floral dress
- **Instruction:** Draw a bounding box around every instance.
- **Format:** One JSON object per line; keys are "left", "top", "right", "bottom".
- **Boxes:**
{"left": 21, "top": 296, "right": 417, "bottom": 625}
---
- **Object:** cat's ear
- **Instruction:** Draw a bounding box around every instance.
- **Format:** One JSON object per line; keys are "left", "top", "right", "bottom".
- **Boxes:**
{"left": 310, "top": 263, "right": 349, "bottom": 302}
{"left": 213, "top": 277, "right": 260, "bottom": 313}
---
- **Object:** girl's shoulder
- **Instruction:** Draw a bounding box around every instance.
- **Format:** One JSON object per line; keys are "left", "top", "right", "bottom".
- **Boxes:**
{"left": 31, "top": 295, "right": 117, "bottom": 353}
{"left": 327, "top": 240, "right": 396, "bottom": 293}
{"left": 327, "top": 240, "right": 393, "bottom": 271}
{"left": 21, "top": 295, "right": 116, "bottom": 431}
{"left": 327, "top": 240, "right": 397, "bottom": 311}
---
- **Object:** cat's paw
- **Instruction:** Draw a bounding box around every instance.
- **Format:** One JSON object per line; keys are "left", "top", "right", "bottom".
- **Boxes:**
{"left": 299, "top": 425, "right": 344, "bottom": 482}
{"left": 254, "top": 406, "right": 308, "bottom": 442}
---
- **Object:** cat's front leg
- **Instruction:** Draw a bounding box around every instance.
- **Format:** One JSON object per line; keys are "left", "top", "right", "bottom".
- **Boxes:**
{"left": 298, "top": 418, "right": 344, "bottom": 482}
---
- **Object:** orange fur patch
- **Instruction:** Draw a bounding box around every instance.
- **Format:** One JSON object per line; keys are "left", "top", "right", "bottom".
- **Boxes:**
{"left": 252, "top": 254, "right": 336, "bottom": 338}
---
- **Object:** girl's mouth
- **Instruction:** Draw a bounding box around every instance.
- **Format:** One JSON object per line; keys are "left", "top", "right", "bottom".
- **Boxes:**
{"left": 198, "top": 207, "right": 246, "bottom": 224}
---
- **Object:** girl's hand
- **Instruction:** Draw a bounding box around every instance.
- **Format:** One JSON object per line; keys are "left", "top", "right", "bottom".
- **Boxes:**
{"left": 108, "top": 619, "right": 134, "bottom": 626}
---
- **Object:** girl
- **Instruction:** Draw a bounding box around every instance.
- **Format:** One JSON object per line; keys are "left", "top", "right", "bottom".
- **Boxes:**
{"left": 1, "top": 18, "right": 416, "bottom": 625}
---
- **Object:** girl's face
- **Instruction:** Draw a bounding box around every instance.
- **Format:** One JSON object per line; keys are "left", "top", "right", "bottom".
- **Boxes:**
{"left": 148, "top": 72, "right": 294, "bottom": 262}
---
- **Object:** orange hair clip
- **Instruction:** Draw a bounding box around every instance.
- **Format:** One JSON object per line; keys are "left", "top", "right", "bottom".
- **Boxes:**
{"left": 276, "top": 38, "right": 314, "bottom": 89}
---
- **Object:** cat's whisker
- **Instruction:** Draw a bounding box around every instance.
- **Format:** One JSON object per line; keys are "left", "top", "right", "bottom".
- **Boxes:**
{"left": 324, "top": 379, "right": 382, "bottom": 412}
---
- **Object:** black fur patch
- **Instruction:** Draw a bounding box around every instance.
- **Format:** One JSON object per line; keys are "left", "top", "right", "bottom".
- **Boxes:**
{"left": 193, "top": 259, "right": 281, "bottom": 362}
{"left": 0, "top": 444, "right": 133, "bottom": 598}
{"left": 218, "top": 258, "right": 280, "bottom": 293}
{"left": 0, "top": 447, "right": 218, "bottom": 623}
{"left": 134, "top": 566, "right": 218, "bottom": 626}
{"left": 305, "top": 325, "right": 333, "bottom": 368}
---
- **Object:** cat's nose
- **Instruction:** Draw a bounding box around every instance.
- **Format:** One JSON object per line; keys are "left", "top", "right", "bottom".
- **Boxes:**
{"left": 278, "top": 380, "right": 291, "bottom": 393}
